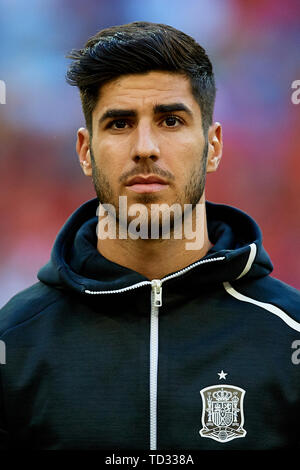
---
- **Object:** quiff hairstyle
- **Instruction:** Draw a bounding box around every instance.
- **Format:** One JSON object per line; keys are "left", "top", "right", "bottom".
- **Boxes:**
{"left": 66, "top": 21, "right": 216, "bottom": 136}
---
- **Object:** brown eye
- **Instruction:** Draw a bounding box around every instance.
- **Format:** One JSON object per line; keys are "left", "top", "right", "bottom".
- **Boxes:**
{"left": 164, "top": 116, "right": 180, "bottom": 127}
{"left": 111, "top": 119, "right": 128, "bottom": 129}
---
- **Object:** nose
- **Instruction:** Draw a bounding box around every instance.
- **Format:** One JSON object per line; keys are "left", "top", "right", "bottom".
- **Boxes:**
{"left": 130, "top": 121, "right": 160, "bottom": 163}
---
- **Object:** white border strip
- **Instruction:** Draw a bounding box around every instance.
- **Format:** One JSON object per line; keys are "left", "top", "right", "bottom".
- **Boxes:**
{"left": 223, "top": 281, "right": 300, "bottom": 332}
{"left": 236, "top": 243, "right": 257, "bottom": 280}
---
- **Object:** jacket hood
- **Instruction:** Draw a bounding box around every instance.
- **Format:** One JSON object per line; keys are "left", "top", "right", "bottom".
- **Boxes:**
{"left": 37, "top": 198, "right": 273, "bottom": 295}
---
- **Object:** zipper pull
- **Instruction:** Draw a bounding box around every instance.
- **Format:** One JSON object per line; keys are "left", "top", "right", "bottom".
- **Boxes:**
{"left": 152, "top": 279, "right": 162, "bottom": 307}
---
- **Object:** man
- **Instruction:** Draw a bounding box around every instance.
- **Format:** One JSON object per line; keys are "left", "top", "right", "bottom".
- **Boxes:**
{"left": 0, "top": 22, "right": 299, "bottom": 450}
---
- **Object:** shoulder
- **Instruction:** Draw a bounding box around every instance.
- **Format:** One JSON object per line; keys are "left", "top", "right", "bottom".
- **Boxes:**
{"left": 0, "top": 282, "right": 64, "bottom": 337}
{"left": 224, "top": 275, "right": 300, "bottom": 330}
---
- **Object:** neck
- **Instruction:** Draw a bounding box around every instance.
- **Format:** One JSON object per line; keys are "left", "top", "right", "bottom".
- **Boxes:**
{"left": 96, "top": 196, "right": 212, "bottom": 280}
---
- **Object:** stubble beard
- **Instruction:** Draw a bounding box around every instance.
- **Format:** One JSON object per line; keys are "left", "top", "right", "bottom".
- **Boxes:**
{"left": 90, "top": 141, "right": 208, "bottom": 237}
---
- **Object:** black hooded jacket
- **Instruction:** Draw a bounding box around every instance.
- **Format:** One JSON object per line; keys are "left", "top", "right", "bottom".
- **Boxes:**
{"left": 0, "top": 198, "right": 299, "bottom": 450}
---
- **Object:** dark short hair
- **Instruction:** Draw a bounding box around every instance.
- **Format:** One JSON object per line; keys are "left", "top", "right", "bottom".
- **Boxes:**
{"left": 66, "top": 21, "right": 216, "bottom": 135}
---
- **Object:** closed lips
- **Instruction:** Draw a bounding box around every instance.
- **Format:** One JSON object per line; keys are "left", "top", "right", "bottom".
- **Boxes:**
{"left": 126, "top": 176, "right": 168, "bottom": 185}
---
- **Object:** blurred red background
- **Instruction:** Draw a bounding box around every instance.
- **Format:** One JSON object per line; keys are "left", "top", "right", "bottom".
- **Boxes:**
{"left": 0, "top": 0, "right": 299, "bottom": 307}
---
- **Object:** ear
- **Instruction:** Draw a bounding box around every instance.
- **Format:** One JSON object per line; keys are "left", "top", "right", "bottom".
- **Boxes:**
{"left": 206, "top": 122, "right": 223, "bottom": 173}
{"left": 76, "top": 127, "right": 92, "bottom": 176}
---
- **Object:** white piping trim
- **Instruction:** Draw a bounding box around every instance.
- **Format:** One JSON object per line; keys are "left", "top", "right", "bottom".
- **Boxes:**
{"left": 223, "top": 281, "right": 300, "bottom": 332}
{"left": 236, "top": 243, "right": 257, "bottom": 279}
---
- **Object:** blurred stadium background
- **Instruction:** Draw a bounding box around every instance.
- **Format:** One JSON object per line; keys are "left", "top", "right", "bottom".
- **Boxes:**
{"left": 0, "top": 0, "right": 299, "bottom": 307}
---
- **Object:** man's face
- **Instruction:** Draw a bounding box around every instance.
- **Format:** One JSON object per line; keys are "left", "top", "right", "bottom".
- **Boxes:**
{"left": 77, "top": 71, "right": 222, "bottom": 224}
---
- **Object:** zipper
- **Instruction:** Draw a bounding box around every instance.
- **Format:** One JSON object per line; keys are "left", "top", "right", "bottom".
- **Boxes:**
{"left": 84, "top": 256, "right": 225, "bottom": 297}
{"left": 150, "top": 279, "right": 162, "bottom": 451}
{"left": 152, "top": 279, "right": 162, "bottom": 307}
{"left": 84, "top": 255, "right": 225, "bottom": 450}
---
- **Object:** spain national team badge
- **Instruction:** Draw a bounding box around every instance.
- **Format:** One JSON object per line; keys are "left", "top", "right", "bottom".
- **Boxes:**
{"left": 199, "top": 376, "right": 247, "bottom": 443}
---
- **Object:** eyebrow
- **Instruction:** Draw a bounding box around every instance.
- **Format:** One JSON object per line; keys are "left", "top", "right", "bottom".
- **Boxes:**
{"left": 98, "top": 102, "right": 193, "bottom": 125}
{"left": 98, "top": 109, "right": 137, "bottom": 125}
{"left": 153, "top": 103, "right": 193, "bottom": 116}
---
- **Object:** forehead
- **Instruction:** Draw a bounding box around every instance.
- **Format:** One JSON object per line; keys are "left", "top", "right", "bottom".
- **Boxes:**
{"left": 94, "top": 71, "right": 200, "bottom": 114}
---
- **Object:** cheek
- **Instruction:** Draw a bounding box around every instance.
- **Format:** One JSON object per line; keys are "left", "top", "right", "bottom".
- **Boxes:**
{"left": 163, "top": 138, "right": 203, "bottom": 177}
{"left": 94, "top": 140, "right": 126, "bottom": 178}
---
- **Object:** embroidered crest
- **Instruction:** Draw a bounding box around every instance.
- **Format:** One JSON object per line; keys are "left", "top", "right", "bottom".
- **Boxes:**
{"left": 199, "top": 385, "right": 246, "bottom": 443}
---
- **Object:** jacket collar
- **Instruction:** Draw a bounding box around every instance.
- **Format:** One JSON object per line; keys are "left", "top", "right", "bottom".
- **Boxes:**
{"left": 37, "top": 198, "right": 273, "bottom": 294}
